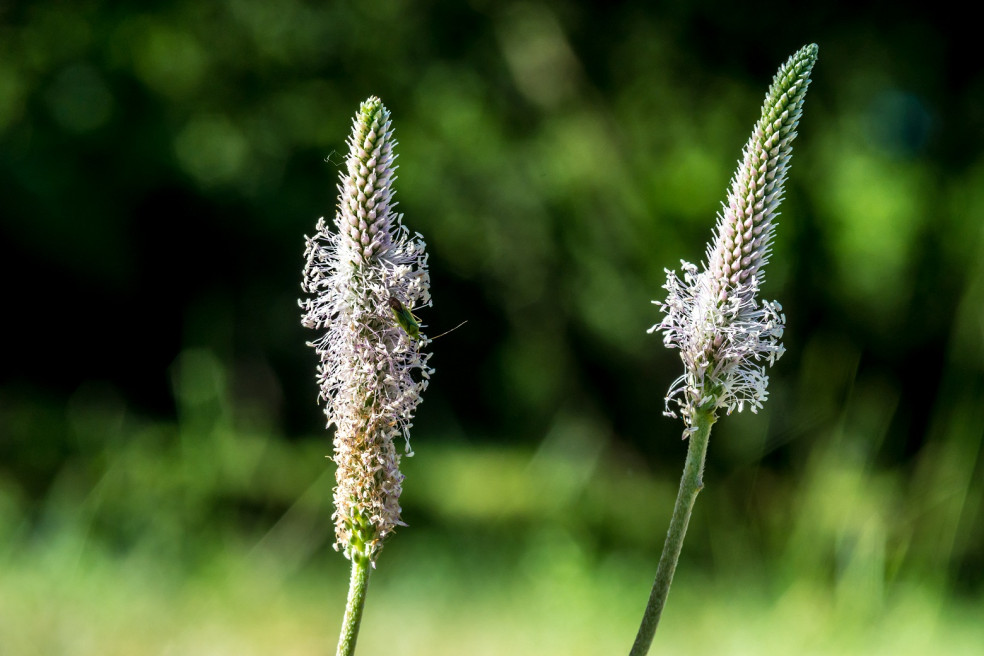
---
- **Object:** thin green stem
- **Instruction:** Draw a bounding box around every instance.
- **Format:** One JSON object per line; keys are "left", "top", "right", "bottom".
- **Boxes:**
{"left": 336, "top": 555, "right": 372, "bottom": 656}
{"left": 629, "top": 407, "right": 716, "bottom": 656}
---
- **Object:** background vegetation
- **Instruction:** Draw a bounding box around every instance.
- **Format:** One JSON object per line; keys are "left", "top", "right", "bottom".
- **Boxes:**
{"left": 1, "top": 1, "right": 981, "bottom": 653}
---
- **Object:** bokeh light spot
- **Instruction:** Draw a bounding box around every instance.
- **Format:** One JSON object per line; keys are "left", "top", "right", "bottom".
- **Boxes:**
{"left": 174, "top": 114, "right": 250, "bottom": 187}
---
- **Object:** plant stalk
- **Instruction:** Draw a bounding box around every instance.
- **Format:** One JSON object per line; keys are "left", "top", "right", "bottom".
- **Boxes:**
{"left": 336, "top": 555, "right": 372, "bottom": 656}
{"left": 629, "top": 407, "right": 716, "bottom": 656}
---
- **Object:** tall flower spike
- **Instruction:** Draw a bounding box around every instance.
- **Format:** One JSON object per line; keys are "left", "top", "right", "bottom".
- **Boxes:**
{"left": 301, "top": 96, "right": 432, "bottom": 564}
{"left": 632, "top": 47, "right": 817, "bottom": 656}
{"left": 651, "top": 44, "right": 817, "bottom": 431}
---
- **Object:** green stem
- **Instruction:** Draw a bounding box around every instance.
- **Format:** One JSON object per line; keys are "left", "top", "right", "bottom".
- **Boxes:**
{"left": 336, "top": 555, "right": 372, "bottom": 656}
{"left": 629, "top": 407, "right": 716, "bottom": 656}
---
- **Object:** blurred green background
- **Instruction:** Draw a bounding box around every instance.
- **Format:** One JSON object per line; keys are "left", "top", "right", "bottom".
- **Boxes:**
{"left": 1, "top": 1, "right": 982, "bottom": 654}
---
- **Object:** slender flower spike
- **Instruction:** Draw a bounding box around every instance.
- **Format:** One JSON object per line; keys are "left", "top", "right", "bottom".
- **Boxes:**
{"left": 631, "top": 47, "right": 817, "bottom": 656}
{"left": 651, "top": 44, "right": 817, "bottom": 432}
{"left": 301, "top": 96, "right": 432, "bottom": 565}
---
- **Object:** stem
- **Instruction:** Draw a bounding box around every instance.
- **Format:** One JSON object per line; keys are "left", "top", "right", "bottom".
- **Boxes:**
{"left": 629, "top": 407, "right": 716, "bottom": 656}
{"left": 336, "top": 555, "right": 372, "bottom": 656}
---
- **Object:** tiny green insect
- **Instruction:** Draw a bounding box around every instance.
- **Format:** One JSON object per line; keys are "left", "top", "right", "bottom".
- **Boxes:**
{"left": 388, "top": 297, "right": 422, "bottom": 341}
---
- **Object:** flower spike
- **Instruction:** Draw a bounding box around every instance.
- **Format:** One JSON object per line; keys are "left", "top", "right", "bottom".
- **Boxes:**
{"left": 651, "top": 43, "right": 817, "bottom": 431}
{"left": 300, "top": 96, "right": 432, "bottom": 564}
{"left": 632, "top": 46, "right": 818, "bottom": 656}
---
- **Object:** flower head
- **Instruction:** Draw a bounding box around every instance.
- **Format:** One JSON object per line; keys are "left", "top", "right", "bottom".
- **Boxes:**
{"left": 300, "top": 96, "right": 432, "bottom": 563}
{"left": 651, "top": 44, "right": 817, "bottom": 431}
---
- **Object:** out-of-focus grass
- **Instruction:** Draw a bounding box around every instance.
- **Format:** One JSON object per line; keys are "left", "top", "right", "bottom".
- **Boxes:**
{"left": 1, "top": 348, "right": 981, "bottom": 654}
{"left": 2, "top": 504, "right": 983, "bottom": 655}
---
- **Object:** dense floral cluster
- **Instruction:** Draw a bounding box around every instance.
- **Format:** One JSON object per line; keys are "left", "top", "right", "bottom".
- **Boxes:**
{"left": 652, "top": 44, "right": 817, "bottom": 431}
{"left": 301, "top": 97, "right": 432, "bottom": 562}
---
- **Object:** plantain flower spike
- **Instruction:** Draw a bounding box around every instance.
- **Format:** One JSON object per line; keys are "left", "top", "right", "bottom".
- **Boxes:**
{"left": 651, "top": 44, "right": 818, "bottom": 432}
{"left": 301, "top": 96, "right": 432, "bottom": 564}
